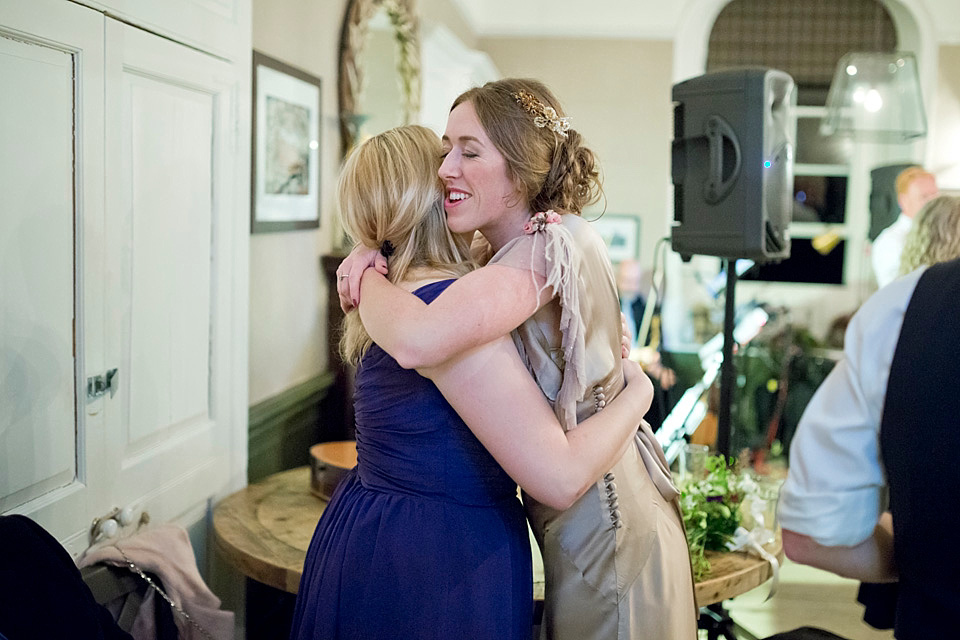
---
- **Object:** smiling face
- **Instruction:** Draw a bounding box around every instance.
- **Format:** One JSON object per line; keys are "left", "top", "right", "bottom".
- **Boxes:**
{"left": 439, "top": 101, "right": 529, "bottom": 246}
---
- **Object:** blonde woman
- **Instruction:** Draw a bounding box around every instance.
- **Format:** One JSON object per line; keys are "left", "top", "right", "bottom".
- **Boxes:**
{"left": 898, "top": 195, "right": 960, "bottom": 276}
{"left": 338, "top": 80, "right": 697, "bottom": 639}
{"left": 290, "top": 125, "right": 653, "bottom": 640}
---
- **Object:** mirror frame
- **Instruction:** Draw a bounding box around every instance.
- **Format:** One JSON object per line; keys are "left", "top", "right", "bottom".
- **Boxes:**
{"left": 337, "top": 0, "right": 421, "bottom": 157}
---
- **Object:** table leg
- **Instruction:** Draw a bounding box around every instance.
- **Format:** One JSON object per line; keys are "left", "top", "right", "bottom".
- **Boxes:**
{"left": 699, "top": 602, "right": 759, "bottom": 640}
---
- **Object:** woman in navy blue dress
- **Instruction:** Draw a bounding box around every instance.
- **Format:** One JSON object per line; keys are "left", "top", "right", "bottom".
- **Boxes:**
{"left": 289, "top": 126, "right": 653, "bottom": 640}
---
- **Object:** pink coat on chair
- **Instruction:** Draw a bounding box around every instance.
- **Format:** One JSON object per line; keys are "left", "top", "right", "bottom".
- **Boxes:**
{"left": 79, "top": 524, "right": 234, "bottom": 640}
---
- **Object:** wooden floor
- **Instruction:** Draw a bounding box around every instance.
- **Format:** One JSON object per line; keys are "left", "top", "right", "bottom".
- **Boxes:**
{"left": 719, "top": 559, "right": 895, "bottom": 640}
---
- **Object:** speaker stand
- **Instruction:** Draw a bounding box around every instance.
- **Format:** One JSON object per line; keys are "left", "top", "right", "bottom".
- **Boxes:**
{"left": 717, "top": 259, "right": 738, "bottom": 458}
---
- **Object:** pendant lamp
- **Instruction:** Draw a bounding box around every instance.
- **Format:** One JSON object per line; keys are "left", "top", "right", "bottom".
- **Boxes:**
{"left": 820, "top": 52, "right": 927, "bottom": 142}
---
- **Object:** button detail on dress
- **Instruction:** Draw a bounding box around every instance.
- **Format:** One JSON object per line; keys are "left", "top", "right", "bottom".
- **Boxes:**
{"left": 603, "top": 472, "right": 622, "bottom": 529}
{"left": 592, "top": 384, "right": 607, "bottom": 411}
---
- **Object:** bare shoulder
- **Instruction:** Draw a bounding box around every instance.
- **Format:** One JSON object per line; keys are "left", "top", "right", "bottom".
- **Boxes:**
{"left": 560, "top": 213, "right": 609, "bottom": 259}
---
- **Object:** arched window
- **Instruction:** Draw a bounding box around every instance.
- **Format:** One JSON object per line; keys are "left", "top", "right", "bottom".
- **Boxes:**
{"left": 707, "top": 0, "right": 897, "bottom": 105}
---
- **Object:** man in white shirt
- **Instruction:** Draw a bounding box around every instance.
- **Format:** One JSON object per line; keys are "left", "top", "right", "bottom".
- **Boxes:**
{"left": 779, "top": 258, "right": 960, "bottom": 638}
{"left": 870, "top": 167, "right": 939, "bottom": 288}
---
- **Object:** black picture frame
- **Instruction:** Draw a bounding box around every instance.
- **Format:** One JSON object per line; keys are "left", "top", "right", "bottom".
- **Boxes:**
{"left": 251, "top": 51, "right": 322, "bottom": 233}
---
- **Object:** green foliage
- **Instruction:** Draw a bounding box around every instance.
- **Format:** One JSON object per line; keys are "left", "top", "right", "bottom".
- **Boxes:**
{"left": 679, "top": 455, "right": 745, "bottom": 581}
{"left": 383, "top": 0, "right": 420, "bottom": 124}
{"left": 732, "top": 323, "right": 834, "bottom": 456}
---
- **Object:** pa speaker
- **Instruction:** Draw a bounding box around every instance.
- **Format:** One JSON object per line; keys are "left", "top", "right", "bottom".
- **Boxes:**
{"left": 671, "top": 68, "right": 797, "bottom": 262}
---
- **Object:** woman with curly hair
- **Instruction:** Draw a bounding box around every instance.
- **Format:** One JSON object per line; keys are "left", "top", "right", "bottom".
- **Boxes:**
{"left": 899, "top": 195, "right": 960, "bottom": 275}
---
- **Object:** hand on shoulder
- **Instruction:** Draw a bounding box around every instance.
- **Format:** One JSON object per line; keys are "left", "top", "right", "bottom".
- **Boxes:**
{"left": 337, "top": 244, "right": 388, "bottom": 312}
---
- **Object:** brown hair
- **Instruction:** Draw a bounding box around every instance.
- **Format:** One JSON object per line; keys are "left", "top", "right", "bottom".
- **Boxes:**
{"left": 452, "top": 78, "right": 603, "bottom": 215}
{"left": 338, "top": 125, "right": 472, "bottom": 364}
{"left": 899, "top": 195, "right": 960, "bottom": 276}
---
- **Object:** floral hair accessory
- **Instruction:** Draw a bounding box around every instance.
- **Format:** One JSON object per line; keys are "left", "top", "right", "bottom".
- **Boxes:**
{"left": 523, "top": 210, "right": 563, "bottom": 234}
{"left": 379, "top": 240, "right": 395, "bottom": 258}
{"left": 513, "top": 90, "right": 571, "bottom": 139}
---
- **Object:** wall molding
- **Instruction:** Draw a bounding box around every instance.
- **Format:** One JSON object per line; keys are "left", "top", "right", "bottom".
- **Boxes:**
{"left": 248, "top": 371, "right": 335, "bottom": 483}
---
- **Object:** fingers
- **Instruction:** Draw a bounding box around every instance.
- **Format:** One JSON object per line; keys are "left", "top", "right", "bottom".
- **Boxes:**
{"left": 348, "top": 269, "right": 363, "bottom": 308}
{"left": 337, "top": 273, "right": 355, "bottom": 312}
{"left": 623, "top": 359, "right": 653, "bottom": 391}
{"left": 339, "top": 291, "right": 354, "bottom": 314}
{"left": 619, "top": 312, "right": 634, "bottom": 358}
{"left": 659, "top": 367, "right": 677, "bottom": 391}
{"left": 621, "top": 358, "right": 639, "bottom": 380}
{"left": 622, "top": 359, "right": 654, "bottom": 414}
{"left": 336, "top": 244, "right": 384, "bottom": 309}
{"left": 374, "top": 253, "right": 388, "bottom": 275}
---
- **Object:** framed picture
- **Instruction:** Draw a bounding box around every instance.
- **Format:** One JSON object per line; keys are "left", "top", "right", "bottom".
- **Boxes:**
{"left": 251, "top": 51, "right": 322, "bottom": 233}
{"left": 591, "top": 214, "right": 641, "bottom": 263}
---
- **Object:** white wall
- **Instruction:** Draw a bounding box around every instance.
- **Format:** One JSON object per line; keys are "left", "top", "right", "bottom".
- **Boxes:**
{"left": 249, "top": 0, "right": 347, "bottom": 405}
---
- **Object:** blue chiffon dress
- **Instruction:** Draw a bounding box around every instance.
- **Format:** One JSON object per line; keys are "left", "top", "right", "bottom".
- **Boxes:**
{"left": 289, "top": 280, "right": 533, "bottom": 640}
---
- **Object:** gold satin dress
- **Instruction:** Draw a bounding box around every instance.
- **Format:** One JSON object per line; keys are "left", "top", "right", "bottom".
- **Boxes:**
{"left": 485, "top": 213, "right": 697, "bottom": 640}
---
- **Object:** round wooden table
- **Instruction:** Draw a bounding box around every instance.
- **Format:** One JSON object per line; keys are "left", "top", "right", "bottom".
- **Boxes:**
{"left": 695, "top": 540, "right": 782, "bottom": 606}
{"left": 214, "top": 466, "right": 325, "bottom": 594}
{"left": 213, "top": 463, "right": 782, "bottom": 604}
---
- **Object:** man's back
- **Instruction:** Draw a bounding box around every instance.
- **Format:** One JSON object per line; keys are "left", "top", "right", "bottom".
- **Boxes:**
{"left": 878, "top": 257, "right": 960, "bottom": 638}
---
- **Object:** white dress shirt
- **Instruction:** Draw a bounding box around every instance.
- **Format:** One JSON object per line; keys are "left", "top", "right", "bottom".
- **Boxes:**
{"left": 778, "top": 267, "right": 926, "bottom": 547}
{"left": 871, "top": 214, "right": 913, "bottom": 288}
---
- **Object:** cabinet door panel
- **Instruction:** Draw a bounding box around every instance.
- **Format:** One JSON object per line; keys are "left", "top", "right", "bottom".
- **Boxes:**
{"left": 0, "top": 0, "right": 106, "bottom": 553}
{"left": 125, "top": 73, "right": 214, "bottom": 445}
{"left": 104, "top": 20, "right": 237, "bottom": 521}
{"left": 0, "top": 31, "right": 76, "bottom": 505}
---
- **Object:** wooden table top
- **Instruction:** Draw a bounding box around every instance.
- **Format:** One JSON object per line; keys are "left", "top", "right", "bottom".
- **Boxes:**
{"left": 695, "top": 538, "right": 782, "bottom": 606}
{"left": 213, "top": 464, "right": 782, "bottom": 604}
{"left": 213, "top": 466, "right": 324, "bottom": 594}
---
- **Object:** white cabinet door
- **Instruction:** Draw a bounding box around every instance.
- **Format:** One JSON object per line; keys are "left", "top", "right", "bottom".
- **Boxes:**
{"left": 100, "top": 19, "right": 240, "bottom": 527}
{"left": 72, "top": 0, "right": 247, "bottom": 61}
{"left": 0, "top": 0, "right": 107, "bottom": 551}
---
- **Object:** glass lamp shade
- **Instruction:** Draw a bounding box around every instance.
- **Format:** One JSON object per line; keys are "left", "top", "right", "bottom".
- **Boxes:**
{"left": 821, "top": 52, "right": 927, "bottom": 142}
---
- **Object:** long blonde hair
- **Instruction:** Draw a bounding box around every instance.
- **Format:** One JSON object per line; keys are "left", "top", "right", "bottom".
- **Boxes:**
{"left": 899, "top": 195, "right": 960, "bottom": 276}
{"left": 339, "top": 125, "right": 473, "bottom": 364}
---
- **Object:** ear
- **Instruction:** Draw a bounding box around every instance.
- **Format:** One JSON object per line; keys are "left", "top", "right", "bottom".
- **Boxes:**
{"left": 502, "top": 182, "right": 528, "bottom": 211}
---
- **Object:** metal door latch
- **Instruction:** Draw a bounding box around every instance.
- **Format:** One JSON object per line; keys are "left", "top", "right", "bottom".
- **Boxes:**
{"left": 86, "top": 368, "right": 118, "bottom": 401}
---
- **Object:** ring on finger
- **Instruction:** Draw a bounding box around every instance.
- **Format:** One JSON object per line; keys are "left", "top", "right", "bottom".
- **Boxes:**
{"left": 338, "top": 274, "right": 349, "bottom": 281}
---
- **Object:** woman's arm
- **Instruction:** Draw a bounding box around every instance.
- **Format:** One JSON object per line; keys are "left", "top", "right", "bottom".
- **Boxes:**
{"left": 420, "top": 336, "right": 653, "bottom": 510}
{"left": 359, "top": 266, "right": 551, "bottom": 369}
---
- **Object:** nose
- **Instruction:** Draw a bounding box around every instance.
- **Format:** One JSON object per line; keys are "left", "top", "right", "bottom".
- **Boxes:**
{"left": 438, "top": 149, "right": 459, "bottom": 180}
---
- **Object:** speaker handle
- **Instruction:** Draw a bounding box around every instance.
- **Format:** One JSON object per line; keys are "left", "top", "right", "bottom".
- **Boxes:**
{"left": 704, "top": 115, "right": 741, "bottom": 204}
